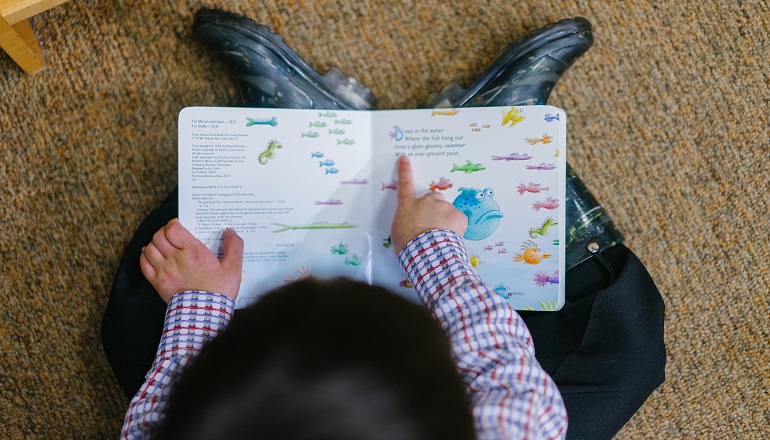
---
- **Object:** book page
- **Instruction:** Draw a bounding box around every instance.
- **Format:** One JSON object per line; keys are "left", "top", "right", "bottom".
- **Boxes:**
{"left": 179, "top": 107, "right": 374, "bottom": 309}
{"left": 370, "top": 106, "right": 567, "bottom": 311}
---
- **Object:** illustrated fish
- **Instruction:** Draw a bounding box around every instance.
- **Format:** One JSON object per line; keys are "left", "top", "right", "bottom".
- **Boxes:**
{"left": 429, "top": 176, "right": 453, "bottom": 191}
{"left": 544, "top": 113, "right": 560, "bottom": 123}
{"left": 494, "top": 283, "right": 513, "bottom": 298}
{"left": 516, "top": 182, "right": 549, "bottom": 195}
{"left": 554, "top": 149, "right": 560, "bottom": 157}
{"left": 330, "top": 243, "right": 349, "bottom": 255}
{"left": 340, "top": 178, "right": 369, "bottom": 185}
{"left": 381, "top": 179, "right": 398, "bottom": 190}
{"left": 344, "top": 254, "right": 361, "bottom": 266}
{"left": 450, "top": 160, "right": 486, "bottom": 173}
{"left": 246, "top": 116, "right": 278, "bottom": 127}
{"left": 500, "top": 106, "right": 526, "bottom": 127}
{"left": 491, "top": 152, "right": 533, "bottom": 161}
{"left": 399, "top": 279, "right": 413, "bottom": 288}
{"left": 525, "top": 134, "right": 553, "bottom": 145}
{"left": 311, "top": 152, "right": 324, "bottom": 158}
{"left": 309, "top": 121, "right": 327, "bottom": 127}
{"left": 532, "top": 197, "right": 560, "bottom": 212}
{"left": 337, "top": 138, "right": 355, "bottom": 145}
{"left": 325, "top": 167, "right": 339, "bottom": 174}
{"left": 469, "top": 255, "right": 481, "bottom": 268}
{"left": 526, "top": 162, "right": 557, "bottom": 170}
{"left": 272, "top": 221, "right": 356, "bottom": 233}
{"left": 319, "top": 111, "right": 337, "bottom": 118}
{"left": 382, "top": 235, "right": 392, "bottom": 248}
{"left": 498, "top": 248, "right": 508, "bottom": 254}
{"left": 482, "top": 124, "right": 490, "bottom": 128}
{"left": 315, "top": 199, "right": 343, "bottom": 205}
{"left": 495, "top": 241, "right": 504, "bottom": 246}
{"left": 513, "top": 240, "right": 552, "bottom": 264}
{"left": 483, "top": 245, "right": 493, "bottom": 251}
{"left": 432, "top": 109, "right": 459, "bottom": 116}
{"left": 319, "top": 159, "right": 336, "bottom": 167}
{"left": 452, "top": 187, "right": 503, "bottom": 241}
{"left": 301, "top": 131, "right": 320, "bottom": 138}
{"left": 335, "top": 118, "right": 352, "bottom": 124}
{"left": 471, "top": 128, "right": 481, "bottom": 132}
{"left": 533, "top": 270, "right": 560, "bottom": 287}
{"left": 469, "top": 123, "right": 478, "bottom": 127}
{"left": 329, "top": 128, "right": 345, "bottom": 135}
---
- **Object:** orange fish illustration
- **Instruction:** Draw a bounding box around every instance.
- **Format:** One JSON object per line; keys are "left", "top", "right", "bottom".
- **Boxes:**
{"left": 513, "top": 240, "right": 552, "bottom": 264}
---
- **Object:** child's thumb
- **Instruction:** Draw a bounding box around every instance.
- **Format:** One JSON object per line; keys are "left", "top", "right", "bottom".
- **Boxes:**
{"left": 221, "top": 228, "right": 245, "bottom": 272}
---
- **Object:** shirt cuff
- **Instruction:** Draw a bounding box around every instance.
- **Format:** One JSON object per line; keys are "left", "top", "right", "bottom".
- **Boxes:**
{"left": 149, "top": 291, "right": 235, "bottom": 373}
{"left": 397, "top": 229, "right": 480, "bottom": 309}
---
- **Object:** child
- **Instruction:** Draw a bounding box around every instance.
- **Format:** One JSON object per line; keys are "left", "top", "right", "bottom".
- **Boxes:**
{"left": 120, "top": 156, "right": 567, "bottom": 439}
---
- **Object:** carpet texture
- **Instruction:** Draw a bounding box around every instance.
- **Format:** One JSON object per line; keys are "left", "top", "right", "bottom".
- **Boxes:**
{"left": 1, "top": 0, "right": 768, "bottom": 437}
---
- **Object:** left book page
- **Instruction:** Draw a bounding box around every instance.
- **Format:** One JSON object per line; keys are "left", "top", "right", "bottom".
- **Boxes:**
{"left": 178, "top": 107, "right": 374, "bottom": 309}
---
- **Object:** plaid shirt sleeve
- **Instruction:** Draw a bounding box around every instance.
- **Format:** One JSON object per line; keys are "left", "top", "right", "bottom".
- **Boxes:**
{"left": 399, "top": 229, "right": 568, "bottom": 440}
{"left": 119, "top": 291, "right": 235, "bottom": 440}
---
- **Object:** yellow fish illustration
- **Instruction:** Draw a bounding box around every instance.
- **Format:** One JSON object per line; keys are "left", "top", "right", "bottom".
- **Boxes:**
{"left": 554, "top": 148, "right": 560, "bottom": 157}
{"left": 500, "top": 106, "right": 526, "bottom": 127}
{"left": 525, "top": 134, "right": 553, "bottom": 145}
{"left": 470, "top": 255, "right": 481, "bottom": 268}
{"left": 431, "top": 109, "right": 459, "bottom": 116}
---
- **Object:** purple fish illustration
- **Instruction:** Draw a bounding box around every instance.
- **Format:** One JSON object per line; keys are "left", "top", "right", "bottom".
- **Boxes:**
{"left": 533, "top": 270, "right": 560, "bottom": 287}
{"left": 544, "top": 113, "right": 560, "bottom": 123}
{"left": 491, "top": 152, "right": 533, "bottom": 161}
{"left": 381, "top": 179, "right": 398, "bottom": 190}
{"left": 526, "top": 162, "right": 557, "bottom": 170}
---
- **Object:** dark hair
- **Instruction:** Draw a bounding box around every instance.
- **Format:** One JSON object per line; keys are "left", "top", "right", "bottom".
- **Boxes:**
{"left": 155, "top": 278, "right": 475, "bottom": 440}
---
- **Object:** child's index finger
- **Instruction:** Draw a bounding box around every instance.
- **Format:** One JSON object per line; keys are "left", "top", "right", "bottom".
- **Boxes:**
{"left": 396, "top": 155, "right": 417, "bottom": 201}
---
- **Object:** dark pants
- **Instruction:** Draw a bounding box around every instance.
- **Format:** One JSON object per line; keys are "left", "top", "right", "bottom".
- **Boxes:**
{"left": 102, "top": 187, "right": 665, "bottom": 440}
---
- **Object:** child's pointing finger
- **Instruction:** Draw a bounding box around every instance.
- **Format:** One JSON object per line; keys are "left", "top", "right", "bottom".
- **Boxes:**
{"left": 396, "top": 155, "right": 416, "bottom": 202}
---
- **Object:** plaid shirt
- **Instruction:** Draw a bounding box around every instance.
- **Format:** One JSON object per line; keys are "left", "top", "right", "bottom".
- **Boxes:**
{"left": 121, "top": 229, "right": 566, "bottom": 439}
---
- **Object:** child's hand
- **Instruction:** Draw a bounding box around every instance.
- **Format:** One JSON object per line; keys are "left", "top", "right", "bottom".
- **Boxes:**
{"left": 391, "top": 156, "right": 468, "bottom": 254}
{"left": 140, "top": 218, "right": 244, "bottom": 303}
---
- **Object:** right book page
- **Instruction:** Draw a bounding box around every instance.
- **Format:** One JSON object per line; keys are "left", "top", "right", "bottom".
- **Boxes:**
{"left": 370, "top": 106, "right": 567, "bottom": 311}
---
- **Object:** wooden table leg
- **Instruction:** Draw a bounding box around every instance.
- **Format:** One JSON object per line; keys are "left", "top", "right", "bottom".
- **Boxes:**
{"left": 0, "top": 16, "right": 45, "bottom": 73}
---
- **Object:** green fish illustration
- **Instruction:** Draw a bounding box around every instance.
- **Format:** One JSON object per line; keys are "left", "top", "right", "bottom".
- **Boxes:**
{"left": 272, "top": 221, "right": 356, "bottom": 233}
{"left": 329, "top": 128, "right": 345, "bottom": 135}
{"left": 319, "top": 111, "right": 337, "bottom": 118}
{"left": 450, "top": 160, "right": 486, "bottom": 173}
{"left": 335, "top": 119, "right": 352, "bottom": 124}
{"left": 309, "top": 121, "right": 327, "bottom": 127}
{"left": 382, "top": 235, "right": 392, "bottom": 248}
{"left": 337, "top": 138, "right": 355, "bottom": 145}
{"left": 330, "top": 243, "right": 349, "bottom": 255}
{"left": 246, "top": 117, "right": 278, "bottom": 127}
{"left": 301, "top": 131, "right": 320, "bottom": 138}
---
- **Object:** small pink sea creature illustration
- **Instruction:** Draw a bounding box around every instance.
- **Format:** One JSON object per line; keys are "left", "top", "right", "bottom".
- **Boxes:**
{"left": 533, "top": 270, "right": 560, "bottom": 287}
{"left": 381, "top": 179, "right": 398, "bottom": 190}
{"left": 483, "top": 245, "right": 493, "bottom": 251}
{"left": 315, "top": 199, "right": 343, "bottom": 205}
{"left": 532, "top": 197, "right": 559, "bottom": 211}
{"left": 429, "top": 176, "right": 453, "bottom": 191}
{"left": 526, "top": 162, "right": 557, "bottom": 171}
{"left": 399, "top": 279, "right": 413, "bottom": 288}
{"left": 340, "top": 178, "right": 369, "bottom": 185}
{"left": 517, "top": 182, "right": 549, "bottom": 195}
{"left": 498, "top": 248, "right": 508, "bottom": 254}
{"left": 491, "top": 152, "right": 533, "bottom": 161}
{"left": 495, "top": 241, "right": 504, "bottom": 247}
{"left": 284, "top": 264, "right": 312, "bottom": 283}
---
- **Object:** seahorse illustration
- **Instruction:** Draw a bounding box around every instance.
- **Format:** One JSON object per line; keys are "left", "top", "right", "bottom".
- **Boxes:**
{"left": 529, "top": 217, "right": 558, "bottom": 238}
{"left": 258, "top": 139, "right": 282, "bottom": 164}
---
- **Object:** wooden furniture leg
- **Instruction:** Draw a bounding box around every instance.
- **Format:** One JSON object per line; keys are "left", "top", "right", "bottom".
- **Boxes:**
{"left": 0, "top": 15, "right": 44, "bottom": 73}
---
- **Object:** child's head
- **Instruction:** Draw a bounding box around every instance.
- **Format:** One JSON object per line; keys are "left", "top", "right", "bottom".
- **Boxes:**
{"left": 155, "top": 278, "right": 474, "bottom": 440}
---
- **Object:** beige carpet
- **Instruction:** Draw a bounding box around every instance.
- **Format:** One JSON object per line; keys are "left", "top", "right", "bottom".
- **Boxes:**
{"left": 1, "top": 0, "right": 768, "bottom": 437}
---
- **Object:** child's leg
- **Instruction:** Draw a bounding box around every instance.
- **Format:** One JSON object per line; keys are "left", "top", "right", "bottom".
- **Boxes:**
{"left": 520, "top": 244, "right": 666, "bottom": 440}
{"left": 101, "top": 187, "right": 178, "bottom": 399}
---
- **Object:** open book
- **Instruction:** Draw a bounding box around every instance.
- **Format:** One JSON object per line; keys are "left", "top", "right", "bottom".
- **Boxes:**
{"left": 179, "top": 106, "right": 566, "bottom": 311}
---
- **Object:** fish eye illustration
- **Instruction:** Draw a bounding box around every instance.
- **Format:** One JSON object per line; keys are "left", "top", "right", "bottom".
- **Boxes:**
{"left": 484, "top": 188, "right": 494, "bottom": 198}
{"left": 475, "top": 191, "right": 485, "bottom": 201}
